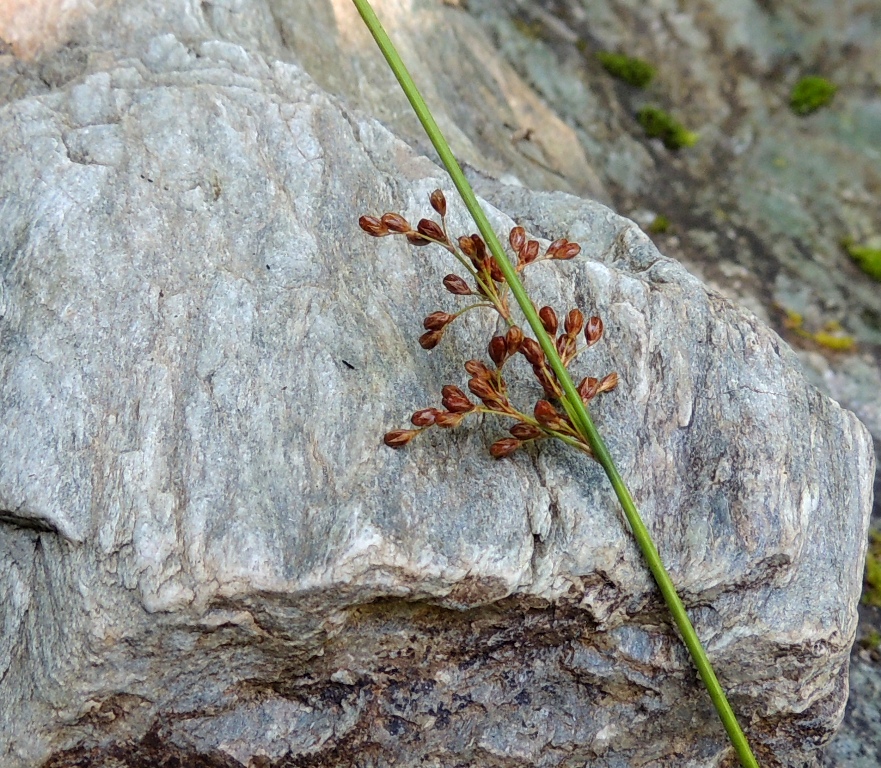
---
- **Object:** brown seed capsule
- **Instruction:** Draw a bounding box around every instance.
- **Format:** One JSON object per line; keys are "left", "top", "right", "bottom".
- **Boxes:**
{"left": 489, "top": 259, "right": 506, "bottom": 283}
{"left": 520, "top": 240, "right": 540, "bottom": 265}
{"left": 470, "top": 234, "right": 488, "bottom": 261}
{"left": 585, "top": 316, "right": 604, "bottom": 346}
{"left": 406, "top": 231, "right": 431, "bottom": 247}
{"left": 488, "top": 335, "right": 508, "bottom": 366}
{"left": 534, "top": 400, "right": 561, "bottom": 427}
{"left": 564, "top": 308, "right": 584, "bottom": 336}
{"left": 411, "top": 408, "right": 439, "bottom": 427}
{"left": 384, "top": 429, "right": 418, "bottom": 448}
{"left": 429, "top": 188, "right": 447, "bottom": 217}
{"left": 443, "top": 274, "right": 472, "bottom": 295}
{"left": 435, "top": 411, "right": 466, "bottom": 428}
{"left": 423, "top": 311, "right": 455, "bottom": 331}
{"left": 458, "top": 235, "right": 477, "bottom": 258}
{"left": 597, "top": 371, "right": 619, "bottom": 393}
{"left": 467, "top": 377, "right": 496, "bottom": 400}
{"left": 490, "top": 437, "right": 521, "bottom": 459}
{"left": 417, "top": 218, "right": 446, "bottom": 242}
{"left": 556, "top": 334, "right": 576, "bottom": 360}
{"left": 358, "top": 215, "right": 389, "bottom": 237}
{"left": 539, "top": 306, "right": 559, "bottom": 336}
{"left": 578, "top": 376, "right": 599, "bottom": 402}
{"left": 555, "top": 242, "right": 581, "bottom": 260}
{"left": 532, "top": 365, "right": 560, "bottom": 398}
{"left": 505, "top": 326, "right": 524, "bottom": 356}
{"left": 545, "top": 237, "right": 567, "bottom": 258}
{"left": 381, "top": 212, "right": 410, "bottom": 233}
{"left": 509, "top": 423, "right": 543, "bottom": 440}
{"left": 464, "top": 359, "right": 493, "bottom": 378}
{"left": 442, "top": 385, "right": 474, "bottom": 413}
{"left": 520, "top": 337, "right": 544, "bottom": 366}
{"left": 419, "top": 330, "right": 443, "bottom": 350}
{"left": 509, "top": 226, "right": 526, "bottom": 253}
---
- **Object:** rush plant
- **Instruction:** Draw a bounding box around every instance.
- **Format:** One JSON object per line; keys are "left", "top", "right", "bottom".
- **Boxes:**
{"left": 360, "top": 196, "right": 618, "bottom": 457}
{"left": 351, "top": 1, "right": 760, "bottom": 766}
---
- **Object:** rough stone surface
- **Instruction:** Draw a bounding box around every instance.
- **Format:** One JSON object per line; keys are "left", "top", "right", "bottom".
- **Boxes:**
{"left": 0, "top": 2, "right": 875, "bottom": 767}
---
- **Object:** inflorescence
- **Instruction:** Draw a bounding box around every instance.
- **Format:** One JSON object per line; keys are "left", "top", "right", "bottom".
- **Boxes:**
{"left": 359, "top": 189, "right": 618, "bottom": 461}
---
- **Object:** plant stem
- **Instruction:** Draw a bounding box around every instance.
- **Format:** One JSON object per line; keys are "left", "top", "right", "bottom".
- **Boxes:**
{"left": 350, "top": 2, "right": 759, "bottom": 765}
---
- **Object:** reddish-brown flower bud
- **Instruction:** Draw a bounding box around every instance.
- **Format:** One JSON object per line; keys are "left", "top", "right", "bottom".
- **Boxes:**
{"left": 467, "top": 377, "right": 496, "bottom": 400}
{"left": 470, "top": 234, "right": 488, "bottom": 261}
{"left": 417, "top": 218, "right": 446, "bottom": 242}
{"left": 488, "top": 335, "right": 508, "bottom": 366}
{"left": 458, "top": 235, "right": 476, "bottom": 258}
{"left": 419, "top": 330, "right": 443, "bottom": 349}
{"left": 464, "top": 359, "right": 493, "bottom": 378}
{"left": 545, "top": 237, "right": 567, "bottom": 258}
{"left": 534, "top": 400, "right": 561, "bottom": 428}
{"left": 597, "top": 371, "right": 619, "bottom": 393}
{"left": 539, "top": 306, "right": 558, "bottom": 336}
{"left": 489, "top": 259, "right": 506, "bottom": 283}
{"left": 406, "top": 231, "right": 431, "bottom": 246}
{"left": 384, "top": 429, "right": 418, "bottom": 448}
{"left": 533, "top": 365, "right": 561, "bottom": 398}
{"left": 556, "top": 334, "right": 576, "bottom": 360}
{"left": 441, "top": 385, "right": 474, "bottom": 413}
{"left": 410, "top": 408, "right": 439, "bottom": 427}
{"left": 505, "top": 326, "right": 524, "bottom": 357}
{"left": 578, "top": 376, "right": 599, "bottom": 402}
{"left": 509, "top": 226, "right": 526, "bottom": 253}
{"left": 585, "top": 316, "right": 604, "bottom": 346}
{"left": 520, "top": 337, "right": 544, "bottom": 366}
{"left": 423, "top": 311, "right": 455, "bottom": 331}
{"left": 564, "top": 308, "right": 585, "bottom": 336}
{"left": 509, "top": 423, "right": 543, "bottom": 440}
{"left": 555, "top": 242, "right": 581, "bottom": 260}
{"left": 358, "top": 215, "right": 389, "bottom": 237}
{"left": 443, "top": 274, "right": 472, "bottom": 295}
{"left": 435, "top": 411, "right": 466, "bottom": 428}
{"left": 519, "top": 240, "right": 540, "bottom": 265}
{"left": 429, "top": 188, "right": 447, "bottom": 217}
{"left": 381, "top": 212, "right": 410, "bottom": 233}
{"left": 490, "top": 437, "right": 521, "bottom": 459}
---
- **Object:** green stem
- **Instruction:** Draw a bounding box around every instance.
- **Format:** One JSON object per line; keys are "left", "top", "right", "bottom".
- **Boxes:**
{"left": 351, "top": 2, "right": 759, "bottom": 766}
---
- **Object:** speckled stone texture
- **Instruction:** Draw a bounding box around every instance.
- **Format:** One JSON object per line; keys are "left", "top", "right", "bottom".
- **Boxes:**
{"left": 0, "top": 2, "right": 875, "bottom": 767}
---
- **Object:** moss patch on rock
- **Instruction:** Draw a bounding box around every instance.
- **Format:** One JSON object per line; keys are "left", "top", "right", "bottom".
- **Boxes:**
{"left": 843, "top": 239, "right": 881, "bottom": 282}
{"left": 790, "top": 76, "right": 836, "bottom": 116}
{"left": 596, "top": 51, "right": 655, "bottom": 88}
{"left": 636, "top": 106, "right": 698, "bottom": 150}
{"left": 648, "top": 214, "right": 671, "bottom": 234}
{"left": 864, "top": 530, "right": 881, "bottom": 608}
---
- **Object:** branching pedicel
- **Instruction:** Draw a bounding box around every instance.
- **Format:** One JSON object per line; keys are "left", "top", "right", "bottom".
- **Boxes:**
{"left": 360, "top": 189, "right": 618, "bottom": 459}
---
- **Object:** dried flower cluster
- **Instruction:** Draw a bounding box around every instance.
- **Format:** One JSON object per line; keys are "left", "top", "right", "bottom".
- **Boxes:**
{"left": 359, "top": 189, "right": 618, "bottom": 460}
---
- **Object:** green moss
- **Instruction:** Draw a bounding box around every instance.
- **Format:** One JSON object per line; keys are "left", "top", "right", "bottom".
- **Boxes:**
{"left": 636, "top": 106, "right": 698, "bottom": 150}
{"left": 648, "top": 214, "right": 671, "bottom": 234}
{"left": 860, "top": 630, "right": 881, "bottom": 651}
{"left": 790, "top": 76, "right": 836, "bottom": 116}
{"left": 863, "top": 530, "right": 881, "bottom": 608}
{"left": 596, "top": 51, "right": 655, "bottom": 88}
{"left": 843, "top": 239, "right": 881, "bottom": 282}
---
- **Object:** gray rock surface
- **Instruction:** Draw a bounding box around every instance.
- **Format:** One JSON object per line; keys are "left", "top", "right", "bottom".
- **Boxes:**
{"left": 0, "top": 1, "right": 875, "bottom": 767}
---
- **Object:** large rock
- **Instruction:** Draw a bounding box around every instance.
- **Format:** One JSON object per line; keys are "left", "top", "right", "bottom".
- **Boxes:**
{"left": 0, "top": 2, "right": 874, "bottom": 767}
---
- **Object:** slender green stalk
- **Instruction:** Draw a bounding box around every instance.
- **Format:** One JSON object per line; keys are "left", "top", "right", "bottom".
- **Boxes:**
{"left": 351, "top": 2, "right": 759, "bottom": 766}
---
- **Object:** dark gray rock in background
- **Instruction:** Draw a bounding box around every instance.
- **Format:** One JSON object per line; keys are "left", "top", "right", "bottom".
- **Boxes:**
{"left": 0, "top": 1, "right": 875, "bottom": 766}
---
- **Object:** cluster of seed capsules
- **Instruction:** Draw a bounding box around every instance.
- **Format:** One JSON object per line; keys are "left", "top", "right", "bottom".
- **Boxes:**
{"left": 359, "top": 189, "right": 618, "bottom": 459}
